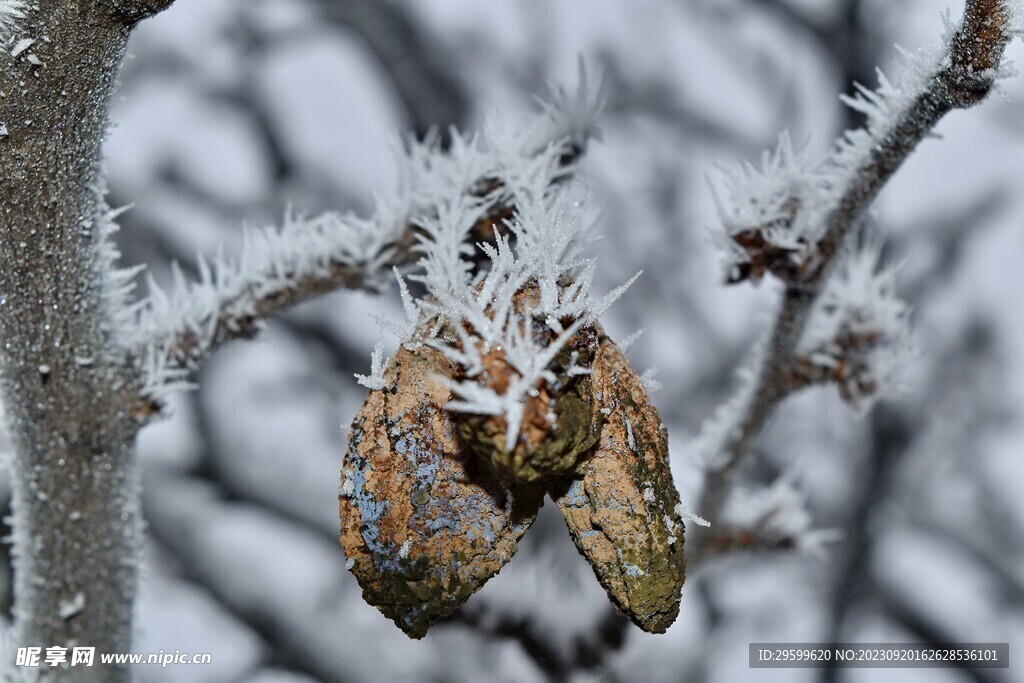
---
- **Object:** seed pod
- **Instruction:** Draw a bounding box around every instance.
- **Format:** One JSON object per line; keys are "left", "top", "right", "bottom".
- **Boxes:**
{"left": 548, "top": 337, "right": 686, "bottom": 633}
{"left": 340, "top": 344, "right": 544, "bottom": 638}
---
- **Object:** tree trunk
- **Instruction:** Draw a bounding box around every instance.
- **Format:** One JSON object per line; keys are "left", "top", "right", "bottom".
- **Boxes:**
{"left": 0, "top": 3, "right": 145, "bottom": 680}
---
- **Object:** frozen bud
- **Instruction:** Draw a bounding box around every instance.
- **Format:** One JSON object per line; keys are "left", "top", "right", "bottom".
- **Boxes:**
{"left": 796, "top": 244, "right": 912, "bottom": 411}
{"left": 548, "top": 337, "right": 686, "bottom": 633}
{"left": 339, "top": 345, "right": 544, "bottom": 638}
{"left": 712, "top": 132, "right": 825, "bottom": 285}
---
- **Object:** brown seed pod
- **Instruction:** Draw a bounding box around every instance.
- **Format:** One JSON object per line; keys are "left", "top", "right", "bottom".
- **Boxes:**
{"left": 548, "top": 337, "right": 686, "bottom": 633}
{"left": 339, "top": 344, "right": 544, "bottom": 638}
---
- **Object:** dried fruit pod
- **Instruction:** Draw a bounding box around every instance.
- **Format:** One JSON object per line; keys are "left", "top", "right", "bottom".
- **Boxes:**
{"left": 340, "top": 345, "right": 544, "bottom": 638}
{"left": 548, "top": 337, "right": 686, "bottom": 633}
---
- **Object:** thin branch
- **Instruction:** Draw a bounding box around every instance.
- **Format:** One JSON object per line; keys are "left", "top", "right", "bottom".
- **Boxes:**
{"left": 691, "top": 0, "right": 1017, "bottom": 548}
{"left": 125, "top": 72, "right": 604, "bottom": 414}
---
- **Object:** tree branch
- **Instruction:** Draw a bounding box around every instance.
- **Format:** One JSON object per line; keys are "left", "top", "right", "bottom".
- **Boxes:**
{"left": 126, "top": 77, "right": 604, "bottom": 413}
{"left": 0, "top": 2, "right": 153, "bottom": 679}
{"left": 691, "top": 0, "right": 1017, "bottom": 550}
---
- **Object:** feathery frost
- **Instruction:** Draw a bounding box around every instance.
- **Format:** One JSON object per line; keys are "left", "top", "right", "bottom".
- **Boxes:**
{"left": 691, "top": 334, "right": 768, "bottom": 471}
{"left": 723, "top": 474, "right": 842, "bottom": 559}
{"left": 799, "top": 242, "right": 913, "bottom": 412}
{"left": 410, "top": 182, "right": 637, "bottom": 452}
{"left": 712, "top": 1, "right": 1021, "bottom": 283}
{"left": 529, "top": 59, "right": 606, "bottom": 154}
{"left": 337, "top": 71, "right": 625, "bottom": 452}
{"left": 0, "top": 1, "right": 25, "bottom": 38}
{"left": 1009, "top": 0, "right": 1024, "bottom": 37}
{"left": 710, "top": 132, "right": 826, "bottom": 283}
{"left": 126, "top": 67, "right": 606, "bottom": 410}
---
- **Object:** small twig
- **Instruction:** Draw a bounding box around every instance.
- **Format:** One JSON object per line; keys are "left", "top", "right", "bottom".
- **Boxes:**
{"left": 127, "top": 103, "right": 599, "bottom": 414}
{"left": 691, "top": 0, "right": 1016, "bottom": 551}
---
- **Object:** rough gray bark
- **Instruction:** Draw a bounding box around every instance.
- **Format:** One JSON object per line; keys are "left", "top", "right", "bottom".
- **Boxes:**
{"left": 0, "top": 1, "right": 173, "bottom": 680}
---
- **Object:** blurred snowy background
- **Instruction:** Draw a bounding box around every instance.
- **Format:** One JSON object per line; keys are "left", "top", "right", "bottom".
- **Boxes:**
{"left": 2, "top": 0, "right": 1022, "bottom": 681}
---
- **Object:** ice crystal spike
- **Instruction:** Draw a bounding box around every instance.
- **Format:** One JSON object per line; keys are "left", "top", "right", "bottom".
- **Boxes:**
{"left": 548, "top": 337, "right": 686, "bottom": 633}
{"left": 339, "top": 345, "right": 544, "bottom": 638}
{"left": 0, "top": 1, "right": 26, "bottom": 38}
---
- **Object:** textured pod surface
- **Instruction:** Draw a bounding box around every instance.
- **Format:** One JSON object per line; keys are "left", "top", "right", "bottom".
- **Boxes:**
{"left": 340, "top": 345, "right": 544, "bottom": 637}
{"left": 549, "top": 337, "right": 686, "bottom": 633}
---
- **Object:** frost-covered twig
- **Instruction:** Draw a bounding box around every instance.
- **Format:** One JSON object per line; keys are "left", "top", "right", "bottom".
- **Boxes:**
{"left": 693, "top": 0, "right": 1021, "bottom": 546}
{"left": 692, "top": 475, "right": 842, "bottom": 564}
{"left": 127, "top": 67, "right": 605, "bottom": 413}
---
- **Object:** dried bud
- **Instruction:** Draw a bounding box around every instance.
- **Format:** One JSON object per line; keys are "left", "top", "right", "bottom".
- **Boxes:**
{"left": 548, "top": 338, "right": 686, "bottom": 633}
{"left": 339, "top": 345, "right": 544, "bottom": 637}
{"left": 712, "top": 133, "right": 825, "bottom": 285}
{"left": 725, "top": 202, "right": 817, "bottom": 285}
{"left": 796, "top": 243, "right": 912, "bottom": 412}
{"left": 794, "top": 326, "right": 884, "bottom": 406}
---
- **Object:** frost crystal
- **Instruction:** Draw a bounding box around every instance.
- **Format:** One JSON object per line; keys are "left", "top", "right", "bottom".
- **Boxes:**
{"left": 417, "top": 187, "right": 639, "bottom": 452}
{"left": 674, "top": 502, "right": 710, "bottom": 528}
{"left": 0, "top": 1, "right": 25, "bottom": 38}
{"left": 691, "top": 334, "right": 767, "bottom": 470}
{"left": 711, "top": 132, "right": 825, "bottom": 283}
{"left": 355, "top": 335, "right": 387, "bottom": 391}
{"left": 129, "top": 69, "right": 605, "bottom": 408}
{"left": 58, "top": 592, "right": 86, "bottom": 620}
{"left": 1009, "top": 1, "right": 1024, "bottom": 36}
{"left": 9, "top": 36, "right": 31, "bottom": 56}
{"left": 618, "top": 328, "right": 645, "bottom": 353}
{"left": 723, "top": 474, "right": 840, "bottom": 558}
{"left": 341, "top": 70, "right": 628, "bottom": 454}
{"left": 529, "top": 59, "right": 606, "bottom": 155}
{"left": 712, "top": 3, "right": 994, "bottom": 287}
{"left": 799, "top": 242, "right": 913, "bottom": 412}
{"left": 640, "top": 367, "right": 662, "bottom": 393}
